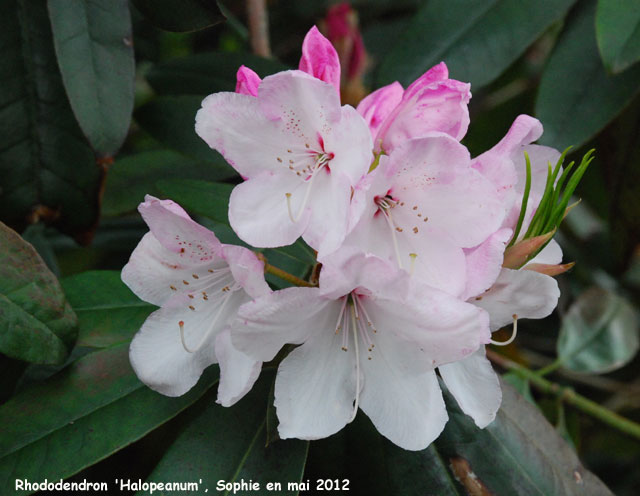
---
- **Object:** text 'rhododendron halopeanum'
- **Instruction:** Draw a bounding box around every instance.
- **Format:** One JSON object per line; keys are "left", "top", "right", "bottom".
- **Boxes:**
{"left": 122, "top": 26, "right": 586, "bottom": 451}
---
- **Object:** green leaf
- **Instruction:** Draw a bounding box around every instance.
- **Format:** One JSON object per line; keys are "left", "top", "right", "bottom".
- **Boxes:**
{"left": 48, "top": 0, "right": 135, "bottom": 157}
{"left": 146, "top": 52, "right": 289, "bottom": 96}
{"left": 0, "top": 0, "right": 102, "bottom": 237}
{"left": 435, "top": 380, "right": 613, "bottom": 495}
{"left": 61, "top": 271, "right": 154, "bottom": 348}
{"left": 557, "top": 286, "right": 639, "bottom": 374}
{"left": 536, "top": 0, "right": 640, "bottom": 149}
{"left": 376, "top": 0, "right": 576, "bottom": 88}
{"left": 131, "top": 0, "right": 225, "bottom": 32}
{"left": 135, "top": 95, "right": 231, "bottom": 163}
{"left": 156, "top": 178, "right": 234, "bottom": 226}
{"left": 0, "top": 222, "right": 76, "bottom": 364}
{"left": 0, "top": 343, "right": 219, "bottom": 494}
{"left": 102, "top": 150, "right": 236, "bottom": 217}
{"left": 596, "top": 0, "right": 640, "bottom": 73}
{"left": 142, "top": 373, "right": 308, "bottom": 496}
{"left": 503, "top": 371, "right": 537, "bottom": 405}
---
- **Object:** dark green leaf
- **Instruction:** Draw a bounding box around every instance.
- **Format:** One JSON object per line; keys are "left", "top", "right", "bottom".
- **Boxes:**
{"left": 146, "top": 52, "right": 289, "bottom": 95}
{"left": 142, "top": 373, "right": 308, "bottom": 496}
{"left": 48, "top": 0, "right": 135, "bottom": 157}
{"left": 131, "top": 0, "right": 225, "bottom": 32}
{"left": 503, "top": 371, "right": 536, "bottom": 405}
{"left": 135, "top": 95, "right": 231, "bottom": 163}
{"left": 376, "top": 0, "right": 576, "bottom": 88}
{"left": 61, "top": 271, "right": 154, "bottom": 348}
{"left": 156, "top": 178, "right": 234, "bottom": 226}
{"left": 0, "top": 343, "right": 219, "bottom": 494}
{"left": 0, "top": 222, "right": 76, "bottom": 364}
{"left": 103, "top": 150, "right": 236, "bottom": 217}
{"left": 435, "top": 380, "right": 613, "bottom": 495}
{"left": 557, "top": 286, "right": 639, "bottom": 374}
{"left": 596, "top": 0, "right": 640, "bottom": 73}
{"left": 536, "top": 0, "right": 640, "bottom": 149}
{"left": 0, "top": 0, "right": 102, "bottom": 236}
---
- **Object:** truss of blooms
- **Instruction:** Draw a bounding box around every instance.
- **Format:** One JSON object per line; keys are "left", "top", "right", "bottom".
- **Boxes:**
{"left": 122, "top": 26, "right": 592, "bottom": 451}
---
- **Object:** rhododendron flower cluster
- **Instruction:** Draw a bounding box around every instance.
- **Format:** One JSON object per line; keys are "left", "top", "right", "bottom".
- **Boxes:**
{"left": 122, "top": 27, "right": 571, "bottom": 451}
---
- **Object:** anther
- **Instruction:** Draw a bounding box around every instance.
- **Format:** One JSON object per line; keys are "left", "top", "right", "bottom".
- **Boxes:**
{"left": 182, "top": 280, "right": 189, "bottom": 285}
{"left": 170, "top": 285, "right": 177, "bottom": 291}
{"left": 192, "top": 274, "right": 199, "bottom": 279}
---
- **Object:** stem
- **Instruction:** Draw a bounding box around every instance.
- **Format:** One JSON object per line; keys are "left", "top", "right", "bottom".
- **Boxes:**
{"left": 247, "top": 0, "right": 271, "bottom": 57}
{"left": 487, "top": 349, "right": 640, "bottom": 440}
{"left": 264, "top": 262, "right": 315, "bottom": 287}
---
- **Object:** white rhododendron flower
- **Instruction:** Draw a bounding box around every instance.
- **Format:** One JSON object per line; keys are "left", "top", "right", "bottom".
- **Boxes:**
{"left": 122, "top": 196, "right": 269, "bottom": 404}
{"left": 229, "top": 253, "right": 490, "bottom": 450}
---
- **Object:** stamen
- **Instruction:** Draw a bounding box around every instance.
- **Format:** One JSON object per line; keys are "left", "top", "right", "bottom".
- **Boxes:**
{"left": 178, "top": 285, "right": 238, "bottom": 353}
{"left": 286, "top": 155, "right": 330, "bottom": 223}
{"left": 382, "top": 208, "right": 404, "bottom": 269}
{"left": 349, "top": 303, "right": 361, "bottom": 423}
{"left": 489, "top": 314, "right": 518, "bottom": 346}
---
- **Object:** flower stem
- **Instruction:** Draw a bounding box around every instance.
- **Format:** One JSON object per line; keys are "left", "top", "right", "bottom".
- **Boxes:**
{"left": 487, "top": 349, "right": 640, "bottom": 440}
{"left": 264, "top": 262, "right": 315, "bottom": 287}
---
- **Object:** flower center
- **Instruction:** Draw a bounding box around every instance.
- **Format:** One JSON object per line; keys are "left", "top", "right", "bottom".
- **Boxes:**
{"left": 283, "top": 144, "right": 335, "bottom": 223}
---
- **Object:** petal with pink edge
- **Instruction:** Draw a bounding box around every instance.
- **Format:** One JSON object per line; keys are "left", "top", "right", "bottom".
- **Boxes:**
{"left": 376, "top": 63, "right": 471, "bottom": 152}
{"left": 138, "top": 195, "right": 221, "bottom": 259}
{"left": 299, "top": 26, "right": 341, "bottom": 96}
{"left": 235, "top": 65, "right": 261, "bottom": 96}
{"left": 356, "top": 82, "right": 403, "bottom": 139}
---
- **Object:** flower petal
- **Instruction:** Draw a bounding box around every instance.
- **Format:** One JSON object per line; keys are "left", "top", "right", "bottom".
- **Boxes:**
{"left": 473, "top": 268, "right": 560, "bottom": 331}
{"left": 356, "top": 82, "right": 404, "bottom": 139}
{"left": 389, "top": 135, "right": 505, "bottom": 248}
{"left": 232, "top": 287, "right": 332, "bottom": 362}
{"left": 376, "top": 63, "right": 471, "bottom": 152}
{"left": 228, "top": 171, "right": 310, "bottom": 248}
{"left": 359, "top": 332, "right": 448, "bottom": 450}
{"left": 299, "top": 26, "right": 341, "bottom": 96}
{"left": 138, "top": 195, "right": 221, "bottom": 258}
{"left": 236, "top": 65, "right": 261, "bottom": 96}
{"left": 129, "top": 291, "right": 245, "bottom": 396}
{"left": 301, "top": 170, "right": 355, "bottom": 256}
{"left": 365, "top": 288, "right": 490, "bottom": 366}
{"left": 215, "top": 327, "right": 262, "bottom": 407}
{"left": 462, "top": 228, "right": 513, "bottom": 300}
{"left": 439, "top": 348, "right": 501, "bottom": 428}
{"left": 195, "top": 92, "right": 279, "bottom": 178}
{"left": 528, "top": 238, "right": 562, "bottom": 265}
{"left": 222, "top": 244, "right": 271, "bottom": 299}
{"left": 275, "top": 321, "right": 356, "bottom": 440}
